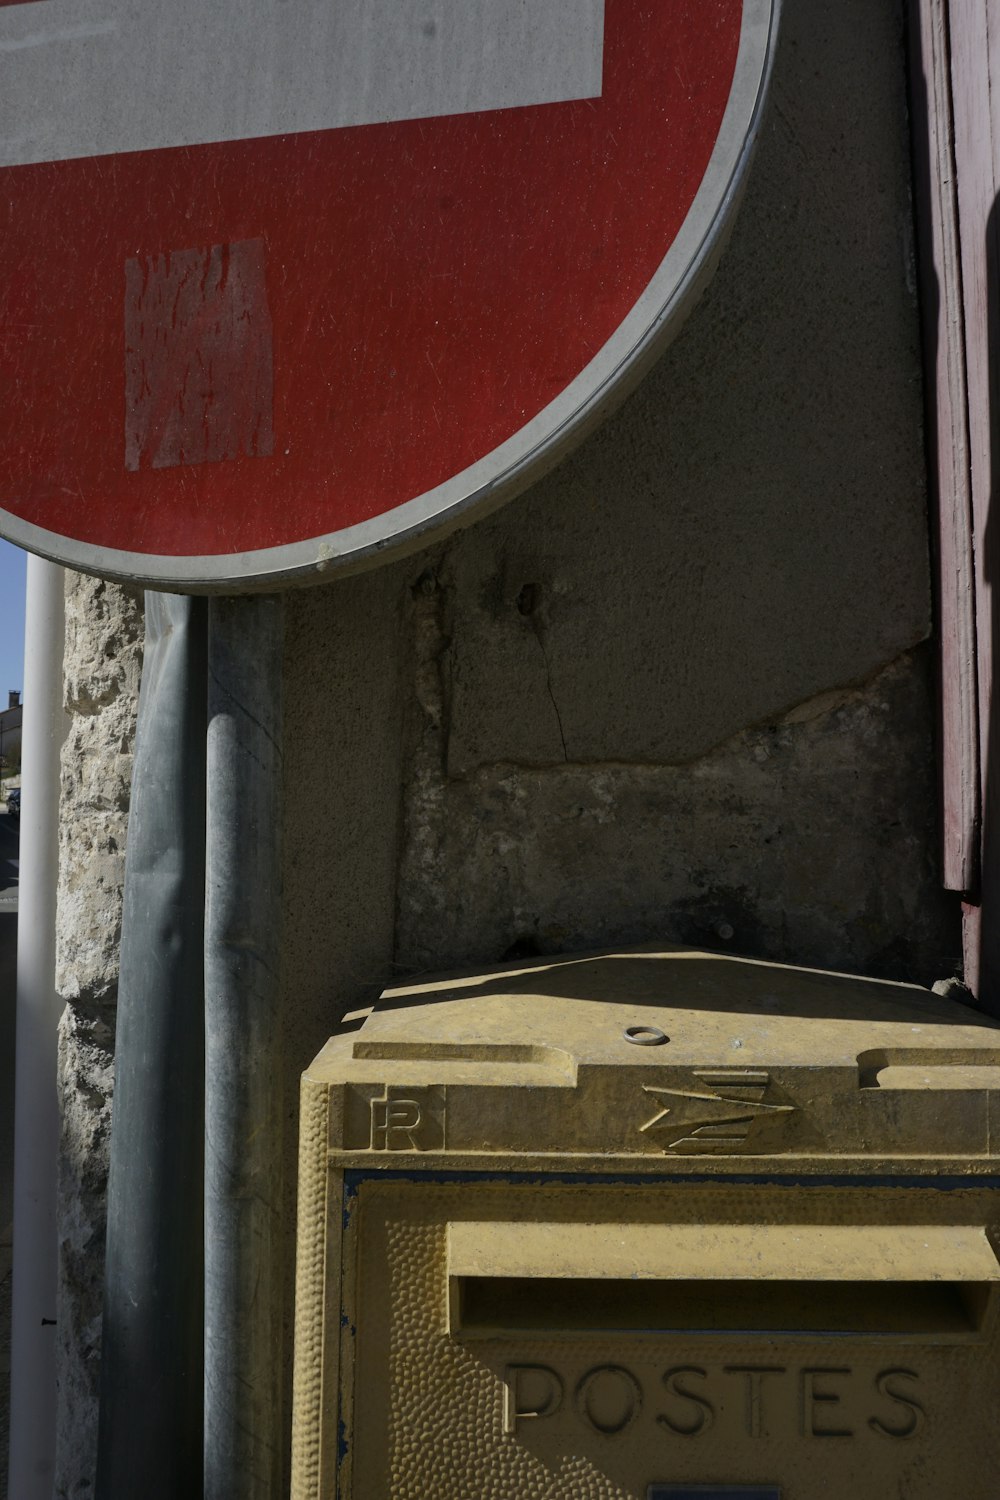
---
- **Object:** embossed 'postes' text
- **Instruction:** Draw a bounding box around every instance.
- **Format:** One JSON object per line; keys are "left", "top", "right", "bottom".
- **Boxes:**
{"left": 500, "top": 1363, "right": 924, "bottom": 1441}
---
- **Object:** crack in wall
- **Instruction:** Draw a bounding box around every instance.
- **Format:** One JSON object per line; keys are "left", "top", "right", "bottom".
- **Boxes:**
{"left": 529, "top": 623, "right": 569, "bottom": 764}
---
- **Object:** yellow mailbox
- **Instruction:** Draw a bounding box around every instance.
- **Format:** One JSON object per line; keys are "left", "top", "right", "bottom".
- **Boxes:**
{"left": 291, "top": 946, "right": 1000, "bottom": 1499}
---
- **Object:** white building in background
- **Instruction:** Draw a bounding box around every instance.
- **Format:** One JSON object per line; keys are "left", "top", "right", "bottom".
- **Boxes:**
{"left": 0, "top": 689, "right": 22, "bottom": 769}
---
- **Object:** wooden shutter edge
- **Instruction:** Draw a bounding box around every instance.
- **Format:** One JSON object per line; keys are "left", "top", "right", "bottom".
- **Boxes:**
{"left": 907, "top": 0, "right": 981, "bottom": 908}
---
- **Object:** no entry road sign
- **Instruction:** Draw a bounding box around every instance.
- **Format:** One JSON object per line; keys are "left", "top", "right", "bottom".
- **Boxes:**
{"left": 0, "top": 0, "right": 778, "bottom": 590}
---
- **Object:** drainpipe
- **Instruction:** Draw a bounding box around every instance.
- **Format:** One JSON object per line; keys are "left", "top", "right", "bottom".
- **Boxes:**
{"left": 7, "top": 556, "right": 67, "bottom": 1500}
{"left": 95, "top": 593, "right": 207, "bottom": 1500}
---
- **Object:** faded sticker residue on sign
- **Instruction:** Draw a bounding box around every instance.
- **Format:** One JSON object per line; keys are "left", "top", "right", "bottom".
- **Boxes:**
{"left": 125, "top": 239, "right": 274, "bottom": 472}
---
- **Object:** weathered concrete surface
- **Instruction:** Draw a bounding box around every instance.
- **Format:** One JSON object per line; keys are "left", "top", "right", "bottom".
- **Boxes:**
{"left": 282, "top": 563, "right": 409, "bottom": 1028}
{"left": 398, "top": 593, "right": 956, "bottom": 987}
{"left": 443, "top": 0, "right": 930, "bottom": 775}
{"left": 55, "top": 574, "right": 142, "bottom": 1500}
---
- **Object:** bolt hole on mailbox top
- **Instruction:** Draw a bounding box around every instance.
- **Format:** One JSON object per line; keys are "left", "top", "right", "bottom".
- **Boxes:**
{"left": 0, "top": 0, "right": 778, "bottom": 592}
{"left": 292, "top": 946, "right": 1000, "bottom": 1498}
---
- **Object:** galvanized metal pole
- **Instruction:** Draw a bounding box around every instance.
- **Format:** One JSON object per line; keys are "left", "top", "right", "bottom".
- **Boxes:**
{"left": 8, "top": 556, "right": 66, "bottom": 1500}
{"left": 204, "top": 594, "right": 284, "bottom": 1500}
{"left": 95, "top": 592, "right": 207, "bottom": 1500}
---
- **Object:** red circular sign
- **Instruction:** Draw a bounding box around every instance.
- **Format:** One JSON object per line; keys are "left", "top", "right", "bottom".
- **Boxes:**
{"left": 0, "top": 0, "right": 777, "bottom": 588}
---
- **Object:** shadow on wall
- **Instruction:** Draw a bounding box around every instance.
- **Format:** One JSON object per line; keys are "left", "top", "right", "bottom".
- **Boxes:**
{"left": 373, "top": 948, "right": 984, "bottom": 1028}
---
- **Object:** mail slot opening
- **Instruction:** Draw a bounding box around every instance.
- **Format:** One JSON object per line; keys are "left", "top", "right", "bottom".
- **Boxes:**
{"left": 446, "top": 1222, "right": 1000, "bottom": 1340}
{"left": 452, "top": 1274, "right": 992, "bottom": 1337}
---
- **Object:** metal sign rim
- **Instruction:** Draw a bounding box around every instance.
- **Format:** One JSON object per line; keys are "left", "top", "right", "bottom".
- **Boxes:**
{"left": 0, "top": 0, "right": 779, "bottom": 592}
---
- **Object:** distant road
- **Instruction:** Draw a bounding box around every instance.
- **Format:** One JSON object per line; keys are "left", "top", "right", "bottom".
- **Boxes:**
{"left": 0, "top": 810, "right": 17, "bottom": 1233}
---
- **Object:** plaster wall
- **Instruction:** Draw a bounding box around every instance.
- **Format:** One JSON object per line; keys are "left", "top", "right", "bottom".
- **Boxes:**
{"left": 52, "top": 0, "right": 960, "bottom": 1492}
{"left": 385, "top": 0, "right": 956, "bottom": 986}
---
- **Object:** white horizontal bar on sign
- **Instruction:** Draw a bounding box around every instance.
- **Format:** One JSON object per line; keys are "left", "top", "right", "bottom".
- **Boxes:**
{"left": 0, "top": 0, "right": 606, "bottom": 169}
{"left": 447, "top": 1222, "right": 1000, "bottom": 1283}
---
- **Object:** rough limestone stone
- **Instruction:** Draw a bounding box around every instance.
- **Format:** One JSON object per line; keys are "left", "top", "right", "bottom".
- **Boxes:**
{"left": 55, "top": 574, "right": 142, "bottom": 1500}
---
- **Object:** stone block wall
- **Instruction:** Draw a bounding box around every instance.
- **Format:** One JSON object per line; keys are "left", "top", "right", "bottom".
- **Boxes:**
{"left": 55, "top": 575, "right": 142, "bottom": 1500}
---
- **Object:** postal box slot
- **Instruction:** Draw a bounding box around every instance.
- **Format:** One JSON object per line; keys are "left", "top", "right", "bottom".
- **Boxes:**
{"left": 454, "top": 1273, "right": 991, "bottom": 1337}
{"left": 447, "top": 1221, "right": 1000, "bottom": 1340}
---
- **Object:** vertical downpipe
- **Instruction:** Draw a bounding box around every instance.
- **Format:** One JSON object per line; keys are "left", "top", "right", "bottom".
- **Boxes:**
{"left": 204, "top": 595, "right": 285, "bottom": 1500}
{"left": 95, "top": 593, "right": 208, "bottom": 1500}
{"left": 8, "top": 557, "right": 66, "bottom": 1500}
